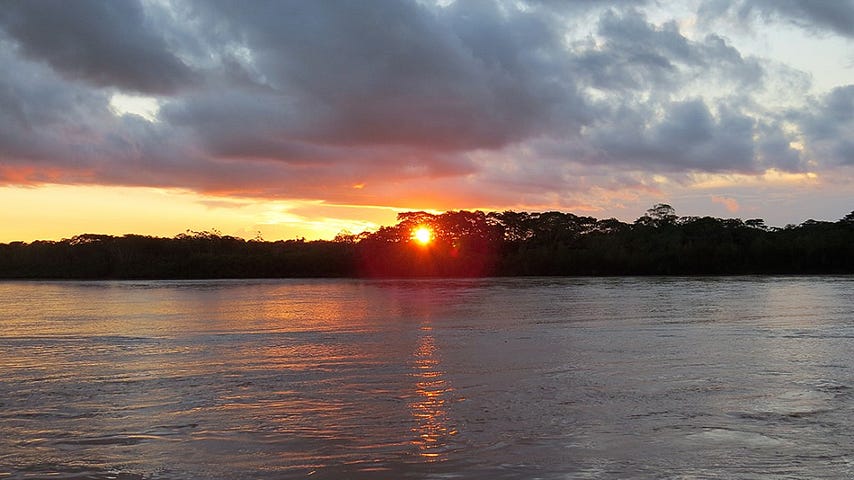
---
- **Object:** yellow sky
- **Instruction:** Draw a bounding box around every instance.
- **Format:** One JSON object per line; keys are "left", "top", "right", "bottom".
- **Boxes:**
{"left": 0, "top": 184, "right": 399, "bottom": 243}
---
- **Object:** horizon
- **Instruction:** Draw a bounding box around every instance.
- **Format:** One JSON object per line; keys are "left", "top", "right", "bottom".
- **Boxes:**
{"left": 1, "top": 1, "right": 852, "bottom": 242}
{"left": 3, "top": 204, "right": 852, "bottom": 245}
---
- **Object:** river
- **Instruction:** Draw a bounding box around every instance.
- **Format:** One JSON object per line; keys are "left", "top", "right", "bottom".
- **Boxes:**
{"left": 1, "top": 277, "right": 853, "bottom": 479}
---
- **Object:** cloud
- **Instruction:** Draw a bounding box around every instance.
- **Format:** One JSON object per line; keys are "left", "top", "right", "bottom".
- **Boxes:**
{"left": 712, "top": 195, "right": 740, "bottom": 212}
{"left": 577, "top": 98, "right": 758, "bottom": 172}
{"left": 534, "top": 10, "right": 787, "bottom": 174}
{"left": 794, "top": 85, "right": 854, "bottom": 166}
{"left": 0, "top": 44, "right": 112, "bottom": 168}
{"left": 722, "top": 0, "right": 854, "bottom": 38}
{"left": 0, "top": 0, "right": 197, "bottom": 94}
{"left": 171, "top": 0, "right": 593, "bottom": 153}
{"left": 0, "top": 0, "right": 850, "bottom": 215}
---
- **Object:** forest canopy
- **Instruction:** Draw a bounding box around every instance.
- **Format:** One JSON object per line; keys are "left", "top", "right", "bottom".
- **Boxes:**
{"left": 2, "top": 205, "right": 853, "bottom": 279}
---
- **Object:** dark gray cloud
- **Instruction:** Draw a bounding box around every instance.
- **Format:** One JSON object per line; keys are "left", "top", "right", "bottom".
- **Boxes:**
{"left": 0, "top": 0, "right": 849, "bottom": 208}
{"left": 572, "top": 98, "right": 758, "bottom": 173}
{"left": 0, "top": 44, "right": 112, "bottom": 167}
{"left": 0, "top": 0, "right": 197, "bottom": 94}
{"left": 795, "top": 85, "right": 854, "bottom": 166}
{"left": 542, "top": 10, "right": 777, "bottom": 174}
{"left": 755, "top": 122, "right": 805, "bottom": 172}
{"left": 571, "top": 9, "right": 763, "bottom": 93}
{"left": 175, "top": 0, "right": 590, "bottom": 152}
{"left": 702, "top": 0, "right": 854, "bottom": 38}
{"left": 0, "top": 36, "right": 476, "bottom": 198}
{"left": 749, "top": 0, "right": 854, "bottom": 37}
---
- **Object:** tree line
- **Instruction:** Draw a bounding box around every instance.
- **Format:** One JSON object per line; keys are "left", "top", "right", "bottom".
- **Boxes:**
{"left": 1, "top": 205, "right": 853, "bottom": 279}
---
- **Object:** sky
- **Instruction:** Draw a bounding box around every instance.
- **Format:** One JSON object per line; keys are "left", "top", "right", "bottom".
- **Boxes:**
{"left": 0, "top": 0, "right": 852, "bottom": 242}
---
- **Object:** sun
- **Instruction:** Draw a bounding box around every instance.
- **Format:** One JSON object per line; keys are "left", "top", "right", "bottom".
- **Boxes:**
{"left": 412, "top": 226, "right": 433, "bottom": 245}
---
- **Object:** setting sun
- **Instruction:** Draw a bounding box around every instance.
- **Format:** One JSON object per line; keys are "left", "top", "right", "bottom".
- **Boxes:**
{"left": 413, "top": 226, "right": 433, "bottom": 245}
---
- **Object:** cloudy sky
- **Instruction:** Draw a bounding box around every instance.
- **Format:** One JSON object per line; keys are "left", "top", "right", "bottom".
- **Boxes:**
{"left": 0, "top": 0, "right": 852, "bottom": 241}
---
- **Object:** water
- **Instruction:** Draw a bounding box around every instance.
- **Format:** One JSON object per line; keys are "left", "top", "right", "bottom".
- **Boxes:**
{"left": 1, "top": 277, "right": 854, "bottom": 479}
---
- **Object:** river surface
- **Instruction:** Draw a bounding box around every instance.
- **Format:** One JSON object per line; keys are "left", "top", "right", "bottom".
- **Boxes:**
{"left": 2, "top": 277, "right": 854, "bottom": 479}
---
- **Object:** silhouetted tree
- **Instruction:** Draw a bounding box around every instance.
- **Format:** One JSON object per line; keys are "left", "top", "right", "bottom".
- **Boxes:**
{"left": 636, "top": 204, "right": 678, "bottom": 228}
{"left": 1, "top": 205, "right": 852, "bottom": 278}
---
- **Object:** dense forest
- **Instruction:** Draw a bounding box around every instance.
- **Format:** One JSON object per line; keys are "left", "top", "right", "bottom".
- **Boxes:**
{"left": 1, "top": 205, "right": 853, "bottom": 279}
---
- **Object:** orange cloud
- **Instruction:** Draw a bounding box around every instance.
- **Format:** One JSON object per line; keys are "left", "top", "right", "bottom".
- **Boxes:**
{"left": 711, "top": 195, "right": 740, "bottom": 213}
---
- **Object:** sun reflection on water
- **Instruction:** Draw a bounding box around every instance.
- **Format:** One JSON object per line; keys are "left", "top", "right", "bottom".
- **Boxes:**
{"left": 409, "top": 326, "right": 457, "bottom": 460}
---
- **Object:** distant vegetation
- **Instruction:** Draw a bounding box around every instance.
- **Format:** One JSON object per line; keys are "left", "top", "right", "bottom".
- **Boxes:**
{"left": 2, "top": 205, "right": 853, "bottom": 279}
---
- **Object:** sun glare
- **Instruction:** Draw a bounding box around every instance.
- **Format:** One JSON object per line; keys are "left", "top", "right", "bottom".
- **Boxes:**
{"left": 413, "top": 226, "right": 433, "bottom": 245}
